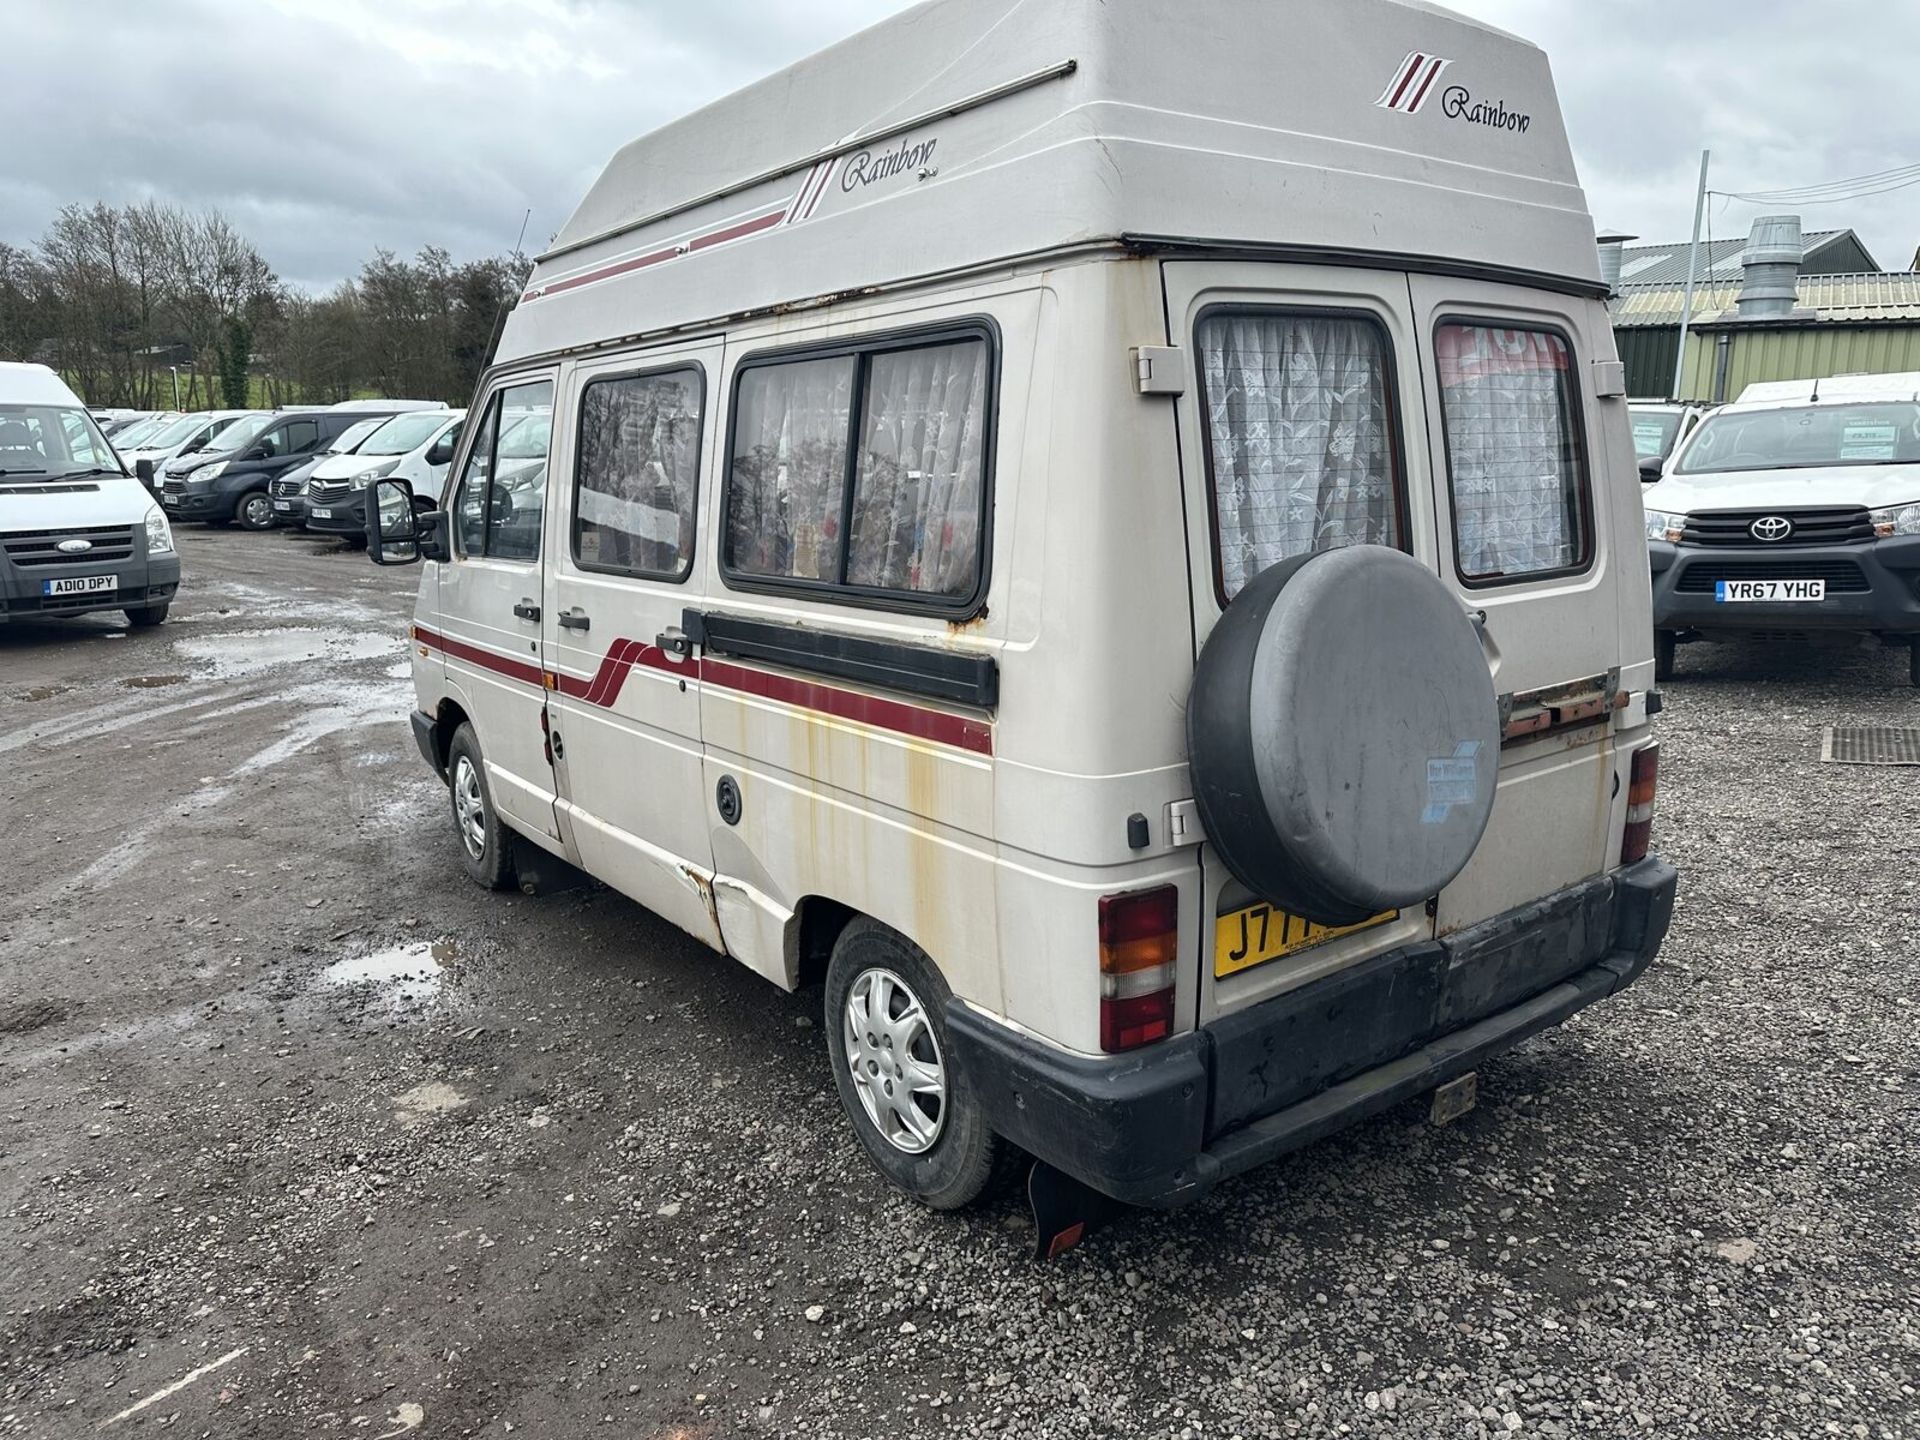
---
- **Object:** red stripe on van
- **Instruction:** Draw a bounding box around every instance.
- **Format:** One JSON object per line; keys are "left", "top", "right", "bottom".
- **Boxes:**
{"left": 416, "top": 627, "right": 992, "bottom": 756}
{"left": 525, "top": 207, "right": 788, "bottom": 303}
{"left": 1408, "top": 56, "right": 1445, "bottom": 112}
{"left": 413, "top": 625, "right": 544, "bottom": 687}
{"left": 1387, "top": 53, "right": 1426, "bottom": 109}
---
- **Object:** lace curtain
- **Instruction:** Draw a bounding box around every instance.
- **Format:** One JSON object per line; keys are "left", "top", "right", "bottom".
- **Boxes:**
{"left": 1436, "top": 325, "right": 1584, "bottom": 579}
{"left": 848, "top": 340, "right": 987, "bottom": 597}
{"left": 575, "top": 369, "right": 703, "bottom": 578}
{"left": 1198, "top": 313, "right": 1398, "bottom": 600}
{"left": 727, "top": 355, "right": 855, "bottom": 582}
{"left": 727, "top": 342, "right": 987, "bottom": 597}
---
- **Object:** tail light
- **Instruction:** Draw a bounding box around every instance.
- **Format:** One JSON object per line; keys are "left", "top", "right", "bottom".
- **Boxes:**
{"left": 1622, "top": 744, "right": 1659, "bottom": 863}
{"left": 1099, "top": 885, "right": 1178, "bottom": 1052}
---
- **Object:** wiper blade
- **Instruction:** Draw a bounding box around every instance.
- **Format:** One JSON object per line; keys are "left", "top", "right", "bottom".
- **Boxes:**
{"left": 51, "top": 467, "right": 123, "bottom": 479}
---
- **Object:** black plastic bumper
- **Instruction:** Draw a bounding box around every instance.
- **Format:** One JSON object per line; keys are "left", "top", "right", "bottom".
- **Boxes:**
{"left": 1650, "top": 537, "right": 1920, "bottom": 637}
{"left": 270, "top": 494, "right": 309, "bottom": 526}
{"left": 306, "top": 493, "right": 369, "bottom": 534}
{"left": 157, "top": 487, "right": 228, "bottom": 521}
{"left": 410, "top": 708, "right": 443, "bottom": 776}
{"left": 1, "top": 553, "right": 180, "bottom": 621}
{"left": 947, "top": 857, "right": 1679, "bottom": 1209}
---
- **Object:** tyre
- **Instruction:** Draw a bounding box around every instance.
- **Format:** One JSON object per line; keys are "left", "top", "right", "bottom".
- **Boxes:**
{"left": 1187, "top": 546, "right": 1500, "bottom": 927}
{"left": 1909, "top": 643, "right": 1919, "bottom": 689}
{"left": 824, "top": 919, "right": 1001, "bottom": 1210}
{"left": 342, "top": 533, "right": 368, "bottom": 551}
{"left": 125, "top": 603, "right": 169, "bottom": 628}
{"left": 446, "top": 723, "right": 515, "bottom": 891}
{"left": 235, "top": 491, "right": 274, "bottom": 531}
{"left": 1654, "top": 630, "right": 1677, "bottom": 682}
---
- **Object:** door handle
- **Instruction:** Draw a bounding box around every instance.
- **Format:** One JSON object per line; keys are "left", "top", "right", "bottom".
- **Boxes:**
{"left": 558, "top": 608, "right": 592, "bottom": 633}
{"left": 513, "top": 599, "right": 541, "bottom": 622}
{"left": 656, "top": 626, "right": 691, "bottom": 657}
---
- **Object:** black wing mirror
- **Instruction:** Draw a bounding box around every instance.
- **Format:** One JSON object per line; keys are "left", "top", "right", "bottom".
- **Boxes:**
{"left": 135, "top": 458, "right": 155, "bottom": 489}
{"left": 1638, "top": 458, "right": 1665, "bottom": 484}
{"left": 367, "top": 478, "right": 450, "bottom": 566}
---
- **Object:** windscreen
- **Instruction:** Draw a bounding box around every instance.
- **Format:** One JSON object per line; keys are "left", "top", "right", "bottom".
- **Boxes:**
{"left": 360, "top": 412, "right": 449, "bottom": 456}
{"left": 136, "top": 413, "right": 210, "bottom": 449}
{"left": 327, "top": 418, "right": 387, "bottom": 454}
{"left": 208, "top": 413, "right": 273, "bottom": 451}
{"left": 0, "top": 404, "right": 121, "bottom": 479}
{"left": 112, "top": 415, "right": 173, "bottom": 449}
{"left": 1677, "top": 402, "right": 1920, "bottom": 474}
{"left": 1628, "top": 409, "right": 1682, "bottom": 461}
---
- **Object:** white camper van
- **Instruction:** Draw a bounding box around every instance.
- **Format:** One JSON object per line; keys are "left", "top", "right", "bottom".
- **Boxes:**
{"left": 369, "top": 0, "right": 1675, "bottom": 1230}
{"left": 2, "top": 363, "right": 180, "bottom": 627}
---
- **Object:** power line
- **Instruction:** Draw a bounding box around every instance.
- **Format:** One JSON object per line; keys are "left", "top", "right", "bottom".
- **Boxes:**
{"left": 1714, "top": 160, "right": 1920, "bottom": 207}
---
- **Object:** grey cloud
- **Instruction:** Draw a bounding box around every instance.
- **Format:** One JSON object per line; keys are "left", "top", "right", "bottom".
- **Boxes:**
{"left": 4, "top": 0, "right": 1916, "bottom": 291}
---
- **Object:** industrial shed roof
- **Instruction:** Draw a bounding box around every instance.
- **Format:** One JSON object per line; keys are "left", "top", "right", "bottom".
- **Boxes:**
{"left": 1613, "top": 229, "right": 1876, "bottom": 287}
{"left": 1612, "top": 272, "right": 1920, "bottom": 328}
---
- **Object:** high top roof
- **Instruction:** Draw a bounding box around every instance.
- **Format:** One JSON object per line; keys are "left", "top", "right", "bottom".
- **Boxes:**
{"left": 502, "top": 0, "right": 1597, "bottom": 363}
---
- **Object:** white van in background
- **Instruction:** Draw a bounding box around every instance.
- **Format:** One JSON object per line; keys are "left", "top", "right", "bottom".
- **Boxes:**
{"left": 1, "top": 363, "right": 179, "bottom": 627}
{"left": 368, "top": 0, "right": 1675, "bottom": 1246}
{"left": 306, "top": 409, "right": 464, "bottom": 544}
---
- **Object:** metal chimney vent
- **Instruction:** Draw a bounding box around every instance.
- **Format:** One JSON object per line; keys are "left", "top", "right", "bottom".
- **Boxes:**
{"left": 1595, "top": 232, "right": 1636, "bottom": 297}
{"left": 1737, "top": 214, "right": 1803, "bottom": 319}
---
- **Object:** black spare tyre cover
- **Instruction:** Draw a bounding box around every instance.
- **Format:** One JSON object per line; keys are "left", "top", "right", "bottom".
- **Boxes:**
{"left": 1188, "top": 546, "right": 1500, "bottom": 928}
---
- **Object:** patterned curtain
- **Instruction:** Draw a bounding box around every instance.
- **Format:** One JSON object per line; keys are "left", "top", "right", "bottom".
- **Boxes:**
{"left": 576, "top": 370, "right": 703, "bottom": 577}
{"left": 727, "top": 356, "right": 855, "bottom": 582}
{"left": 1198, "top": 313, "right": 1397, "bottom": 600}
{"left": 1436, "top": 325, "right": 1583, "bottom": 579}
{"left": 848, "top": 340, "right": 988, "bottom": 597}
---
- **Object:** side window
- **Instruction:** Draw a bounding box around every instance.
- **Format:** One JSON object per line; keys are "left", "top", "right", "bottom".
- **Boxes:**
{"left": 574, "top": 367, "right": 704, "bottom": 581}
{"left": 1435, "top": 323, "right": 1590, "bottom": 584}
{"left": 255, "top": 424, "right": 290, "bottom": 458}
{"left": 454, "top": 380, "right": 554, "bottom": 563}
{"left": 1196, "top": 309, "right": 1404, "bottom": 603}
{"left": 723, "top": 329, "right": 993, "bottom": 607}
{"left": 284, "top": 419, "right": 319, "bottom": 453}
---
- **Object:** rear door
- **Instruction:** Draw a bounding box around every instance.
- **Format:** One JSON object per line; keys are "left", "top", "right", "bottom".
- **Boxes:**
{"left": 1405, "top": 276, "right": 1625, "bottom": 932}
{"left": 434, "top": 372, "right": 562, "bottom": 842}
{"left": 1161, "top": 261, "right": 1442, "bottom": 1021}
{"left": 543, "top": 344, "right": 725, "bottom": 949}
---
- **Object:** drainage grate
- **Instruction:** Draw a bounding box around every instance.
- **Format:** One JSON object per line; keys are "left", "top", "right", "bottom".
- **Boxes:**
{"left": 1821, "top": 727, "right": 1920, "bottom": 766}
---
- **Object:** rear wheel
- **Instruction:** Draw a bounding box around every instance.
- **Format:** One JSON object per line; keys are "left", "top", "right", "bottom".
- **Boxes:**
{"left": 446, "top": 723, "right": 515, "bottom": 891}
{"left": 1654, "top": 630, "right": 1677, "bottom": 682}
{"left": 235, "top": 491, "right": 274, "bottom": 531}
{"left": 125, "top": 603, "right": 169, "bottom": 628}
{"left": 824, "top": 919, "right": 1001, "bottom": 1210}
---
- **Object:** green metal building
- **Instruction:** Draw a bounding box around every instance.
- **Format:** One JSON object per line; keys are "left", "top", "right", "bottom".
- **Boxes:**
{"left": 1608, "top": 227, "right": 1920, "bottom": 401}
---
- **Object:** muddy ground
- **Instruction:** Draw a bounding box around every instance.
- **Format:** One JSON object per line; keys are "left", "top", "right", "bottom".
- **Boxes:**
{"left": 1, "top": 529, "right": 1916, "bottom": 1439}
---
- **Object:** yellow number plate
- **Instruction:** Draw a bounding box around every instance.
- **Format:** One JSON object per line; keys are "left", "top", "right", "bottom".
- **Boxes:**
{"left": 1213, "top": 902, "right": 1398, "bottom": 978}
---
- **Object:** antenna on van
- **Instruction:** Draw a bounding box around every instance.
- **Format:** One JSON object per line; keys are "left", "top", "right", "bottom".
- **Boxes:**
{"left": 481, "top": 208, "right": 534, "bottom": 374}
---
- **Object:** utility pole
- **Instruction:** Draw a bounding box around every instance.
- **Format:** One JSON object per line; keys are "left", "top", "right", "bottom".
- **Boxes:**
{"left": 168, "top": 364, "right": 181, "bottom": 410}
{"left": 1671, "top": 149, "right": 1711, "bottom": 400}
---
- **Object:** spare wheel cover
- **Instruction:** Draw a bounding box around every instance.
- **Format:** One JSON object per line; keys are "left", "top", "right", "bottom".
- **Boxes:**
{"left": 1187, "top": 545, "right": 1500, "bottom": 927}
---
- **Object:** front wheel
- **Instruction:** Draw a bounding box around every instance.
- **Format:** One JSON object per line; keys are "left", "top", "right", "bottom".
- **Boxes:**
{"left": 125, "top": 603, "right": 169, "bottom": 628}
{"left": 1654, "top": 630, "right": 1677, "bottom": 682}
{"left": 235, "top": 491, "right": 274, "bottom": 531}
{"left": 446, "top": 723, "right": 515, "bottom": 890}
{"left": 824, "top": 919, "right": 1003, "bottom": 1210}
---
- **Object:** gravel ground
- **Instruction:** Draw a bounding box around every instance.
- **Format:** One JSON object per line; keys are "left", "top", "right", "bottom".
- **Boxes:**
{"left": 2, "top": 530, "right": 1916, "bottom": 1439}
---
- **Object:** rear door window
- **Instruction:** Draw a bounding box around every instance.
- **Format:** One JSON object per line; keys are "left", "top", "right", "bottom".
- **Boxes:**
{"left": 1435, "top": 323, "right": 1590, "bottom": 584}
{"left": 1196, "top": 309, "right": 1404, "bottom": 602}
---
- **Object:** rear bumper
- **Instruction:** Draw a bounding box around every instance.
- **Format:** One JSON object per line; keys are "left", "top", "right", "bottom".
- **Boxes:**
{"left": 1650, "top": 537, "right": 1920, "bottom": 637}
{"left": 947, "top": 857, "right": 1679, "bottom": 1208}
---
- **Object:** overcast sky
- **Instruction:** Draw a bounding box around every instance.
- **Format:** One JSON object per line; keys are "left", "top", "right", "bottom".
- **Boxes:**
{"left": 3, "top": 0, "right": 1916, "bottom": 291}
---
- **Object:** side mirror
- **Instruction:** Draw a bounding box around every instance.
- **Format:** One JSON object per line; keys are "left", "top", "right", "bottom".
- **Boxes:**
{"left": 135, "top": 458, "right": 155, "bottom": 488}
{"left": 367, "top": 478, "right": 420, "bottom": 565}
{"left": 1638, "top": 458, "right": 1664, "bottom": 484}
{"left": 426, "top": 438, "right": 453, "bottom": 465}
{"left": 244, "top": 445, "right": 269, "bottom": 461}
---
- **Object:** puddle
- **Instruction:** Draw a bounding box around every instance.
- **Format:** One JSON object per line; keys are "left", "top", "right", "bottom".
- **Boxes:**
{"left": 22, "top": 685, "right": 70, "bottom": 702}
{"left": 123, "top": 674, "right": 188, "bottom": 689}
{"left": 319, "top": 939, "right": 457, "bottom": 1011}
{"left": 172, "top": 627, "right": 400, "bottom": 680}
{"left": 385, "top": 661, "right": 413, "bottom": 680}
